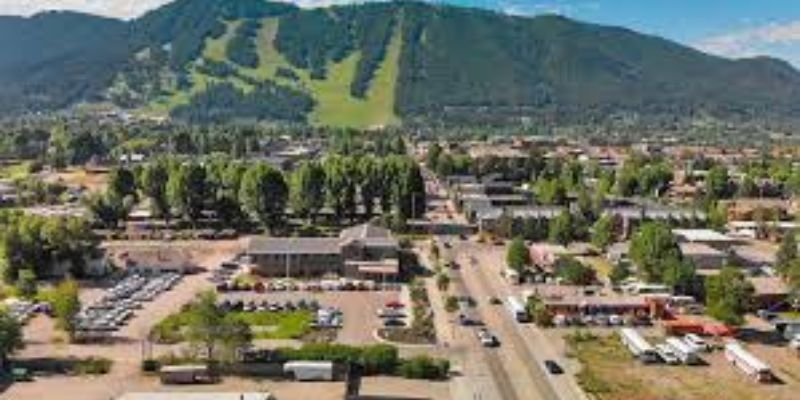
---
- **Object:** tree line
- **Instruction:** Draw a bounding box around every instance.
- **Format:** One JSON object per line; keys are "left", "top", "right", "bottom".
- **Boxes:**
{"left": 87, "top": 154, "right": 425, "bottom": 232}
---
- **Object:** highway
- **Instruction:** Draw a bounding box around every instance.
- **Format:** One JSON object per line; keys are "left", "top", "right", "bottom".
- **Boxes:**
{"left": 442, "top": 237, "right": 587, "bottom": 400}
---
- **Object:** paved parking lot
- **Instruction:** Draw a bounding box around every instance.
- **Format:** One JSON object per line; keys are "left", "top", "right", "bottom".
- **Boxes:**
{"left": 221, "top": 288, "right": 408, "bottom": 344}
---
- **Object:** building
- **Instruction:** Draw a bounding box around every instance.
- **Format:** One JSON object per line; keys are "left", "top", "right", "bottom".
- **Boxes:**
{"left": 245, "top": 223, "right": 399, "bottom": 280}
{"left": 679, "top": 243, "right": 728, "bottom": 271}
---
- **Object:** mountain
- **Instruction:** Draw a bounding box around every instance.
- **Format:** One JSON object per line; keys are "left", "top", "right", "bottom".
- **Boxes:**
{"left": 1, "top": 0, "right": 799, "bottom": 128}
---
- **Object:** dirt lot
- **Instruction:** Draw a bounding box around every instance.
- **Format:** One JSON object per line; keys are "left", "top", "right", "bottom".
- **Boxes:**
{"left": 2, "top": 240, "right": 242, "bottom": 400}
{"left": 566, "top": 330, "right": 800, "bottom": 400}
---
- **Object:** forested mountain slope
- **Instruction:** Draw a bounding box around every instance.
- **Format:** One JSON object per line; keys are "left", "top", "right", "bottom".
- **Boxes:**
{"left": 0, "top": 0, "right": 799, "bottom": 128}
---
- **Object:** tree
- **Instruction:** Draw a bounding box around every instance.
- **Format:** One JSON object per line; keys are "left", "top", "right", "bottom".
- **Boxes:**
{"left": 548, "top": 210, "right": 573, "bottom": 245}
{"left": 777, "top": 231, "right": 798, "bottom": 275}
{"left": 609, "top": 261, "right": 631, "bottom": 286}
{"left": 629, "top": 222, "right": 683, "bottom": 283}
{"left": 15, "top": 269, "right": 37, "bottom": 299}
{"left": 534, "top": 177, "right": 566, "bottom": 205}
{"left": 555, "top": 257, "right": 596, "bottom": 286}
{"left": 167, "top": 163, "right": 208, "bottom": 223}
{"left": 706, "top": 166, "right": 732, "bottom": 200}
{"left": 240, "top": 163, "right": 288, "bottom": 231}
{"left": 289, "top": 161, "right": 326, "bottom": 222}
{"left": 591, "top": 214, "right": 615, "bottom": 250}
{"left": 107, "top": 166, "right": 136, "bottom": 200}
{"left": 526, "top": 295, "right": 553, "bottom": 327}
{"left": 0, "top": 309, "right": 23, "bottom": 370}
{"left": 323, "top": 156, "right": 357, "bottom": 222}
{"left": 444, "top": 296, "right": 459, "bottom": 313}
{"left": 706, "top": 266, "right": 754, "bottom": 326}
{"left": 358, "top": 156, "right": 381, "bottom": 217}
{"left": 436, "top": 273, "right": 451, "bottom": 292}
{"left": 140, "top": 161, "right": 170, "bottom": 220}
{"left": 506, "top": 237, "right": 530, "bottom": 272}
{"left": 49, "top": 279, "right": 81, "bottom": 340}
{"left": 426, "top": 142, "right": 442, "bottom": 172}
{"left": 84, "top": 192, "right": 130, "bottom": 228}
{"left": 186, "top": 291, "right": 252, "bottom": 362}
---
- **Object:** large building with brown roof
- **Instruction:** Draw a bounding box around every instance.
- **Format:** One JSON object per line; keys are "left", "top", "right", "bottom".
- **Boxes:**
{"left": 245, "top": 223, "right": 399, "bottom": 280}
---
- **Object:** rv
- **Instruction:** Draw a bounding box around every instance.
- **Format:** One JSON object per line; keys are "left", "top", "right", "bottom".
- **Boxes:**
{"left": 655, "top": 344, "right": 680, "bottom": 365}
{"left": 684, "top": 334, "right": 710, "bottom": 352}
{"left": 619, "top": 328, "right": 659, "bottom": 363}
{"left": 160, "top": 365, "right": 214, "bottom": 384}
{"left": 665, "top": 337, "right": 702, "bottom": 365}
{"left": 506, "top": 296, "right": 530, "bottom": 323}
{"left": 724, "top": 342, "right": 772, "bottom": 383}
{"left": 284, "top": 361, "right": 335, "bottom": 381}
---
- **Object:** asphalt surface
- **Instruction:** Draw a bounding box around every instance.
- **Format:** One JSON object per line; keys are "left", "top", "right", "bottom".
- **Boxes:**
{"left": 445, "top": 238, "right": 585, "bottom": 400}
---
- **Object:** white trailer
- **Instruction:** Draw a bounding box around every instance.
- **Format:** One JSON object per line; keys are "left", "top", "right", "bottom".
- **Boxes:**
{"left": 284, "top": 361, "right": 334, "bottom": 381}
{"left": 665, "top": 337, "right": 701, "bottom": 365}
{"left": 724, "top": 341, "right": 772, "bottom": 383}
{"left": 506, "top": 296, "right": 530, "bottom": 322}
{"left": 619, "top": 328, "right": 659, "bottom": 363}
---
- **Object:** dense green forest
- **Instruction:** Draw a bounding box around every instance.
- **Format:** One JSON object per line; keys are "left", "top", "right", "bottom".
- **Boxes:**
{"left": 1, "top": 0, "right": 800, "bottom": 129}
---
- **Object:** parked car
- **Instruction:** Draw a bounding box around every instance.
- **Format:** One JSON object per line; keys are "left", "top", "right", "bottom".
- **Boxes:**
{"left": 383, "top": 318, "right": 406, "bottom": 328}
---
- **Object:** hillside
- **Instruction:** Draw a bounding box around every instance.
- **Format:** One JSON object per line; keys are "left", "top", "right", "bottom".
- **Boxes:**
{"left": 1, "top": 0, "right": 800, "bottom": 128}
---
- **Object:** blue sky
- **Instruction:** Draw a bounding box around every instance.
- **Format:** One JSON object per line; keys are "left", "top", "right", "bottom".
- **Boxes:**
{"left": 5, "top": 0, "right": 800, "bottom": 65}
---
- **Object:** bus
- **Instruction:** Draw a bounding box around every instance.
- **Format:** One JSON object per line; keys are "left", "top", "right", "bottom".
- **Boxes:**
{"left": 724, "top": 342, "right": 772, "bottom": 383}
{"left": 619, "top": 328, "right": 659, "bottom": 363}
{"left": 506, "top": 296, "right": 530, "bottom": 322}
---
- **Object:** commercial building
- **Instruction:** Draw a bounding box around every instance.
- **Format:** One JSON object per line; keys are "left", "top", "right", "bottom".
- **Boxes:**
{"left": 245, "top": 223, "right": 399, "bottom": 280}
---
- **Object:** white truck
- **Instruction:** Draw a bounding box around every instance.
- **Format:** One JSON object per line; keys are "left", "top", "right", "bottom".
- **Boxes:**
{"left": 284, "top": 361, "right": 335, "bottom": 381}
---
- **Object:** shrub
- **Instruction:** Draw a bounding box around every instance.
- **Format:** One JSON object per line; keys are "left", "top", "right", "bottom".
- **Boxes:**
{"left": 397, "top": 355, "right": 449, "bottom": 380}
{"left": 360, "top": 344, "right": 399, "bottom": 375}
{"left": 141, "top": 359, "right": 161, "bottom": 373}
{"left": 74, "top": 357, "right": 112, "bottom": 375}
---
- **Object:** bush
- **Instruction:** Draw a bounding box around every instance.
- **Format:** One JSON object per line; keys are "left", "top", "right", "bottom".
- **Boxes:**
{"left": 74, "top": 357, "right": 112, "bottom": 375}
{"left": 360, "top": 344, "right": 399, "bottom": 375}
{"left": 141, "top": 359, "right": 161, "bottom": 373}
{"left": 397, "top": 355, "right": 449, "bottom": 380}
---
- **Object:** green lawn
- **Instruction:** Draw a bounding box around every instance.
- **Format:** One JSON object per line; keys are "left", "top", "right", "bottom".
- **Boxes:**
{"left": 0, "top": 161, "right": 32, "bottom": 180}
{"left": 152, "top": 310, "right": 313, "bottom": 343}
{"left": 231, "top": 311, "right": 313, "bottom": 339}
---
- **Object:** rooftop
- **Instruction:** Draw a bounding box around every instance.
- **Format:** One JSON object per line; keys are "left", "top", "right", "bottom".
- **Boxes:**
{"left": 673, "top": 229, "right": 735, "bottom": 243}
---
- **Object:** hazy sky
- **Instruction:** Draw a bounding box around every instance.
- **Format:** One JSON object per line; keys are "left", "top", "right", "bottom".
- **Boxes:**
{"left": 3, "top": 0, "right": 800, "bottom": 66}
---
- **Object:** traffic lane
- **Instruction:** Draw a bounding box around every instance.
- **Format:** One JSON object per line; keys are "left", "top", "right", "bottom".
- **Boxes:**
{"left": 448, "top": 248, "right": 553, "bottom": 400}
{"left": 463, "top": 242, "right": 587, "bottom": 400}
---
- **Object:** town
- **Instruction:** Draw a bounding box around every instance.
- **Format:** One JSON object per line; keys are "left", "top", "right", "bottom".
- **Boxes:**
{"left": 0, "top": 118, "right": 795, "bottom": 400}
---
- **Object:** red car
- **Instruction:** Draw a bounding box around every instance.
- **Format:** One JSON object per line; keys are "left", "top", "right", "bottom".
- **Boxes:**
{"left": 385, "top": 300, "right": 404, "bottom": 309}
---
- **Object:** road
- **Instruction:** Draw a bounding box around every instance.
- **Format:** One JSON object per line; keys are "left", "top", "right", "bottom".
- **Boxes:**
{"left": 448, "top": 239, "right": 588, "bottom": 400}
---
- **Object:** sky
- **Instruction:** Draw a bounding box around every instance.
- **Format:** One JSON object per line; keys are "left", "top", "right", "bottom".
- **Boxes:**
{"left": 3, "top": 0, "right": 800, "bottom": 66}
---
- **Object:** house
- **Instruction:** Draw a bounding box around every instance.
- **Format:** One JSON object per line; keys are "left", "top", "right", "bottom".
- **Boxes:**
{"left": 245, "top": 223, "right": 400, "bottom": 281}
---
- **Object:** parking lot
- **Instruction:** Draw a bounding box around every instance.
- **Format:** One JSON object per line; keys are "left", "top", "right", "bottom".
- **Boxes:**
{"left": 75, "top": 272, "right": 182, "bottom": 340}
{"left": 221, "top": 288, "right": 408, "bottom": 344}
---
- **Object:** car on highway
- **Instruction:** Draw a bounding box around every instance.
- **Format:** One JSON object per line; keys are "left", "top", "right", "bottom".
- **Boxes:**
{"left": 476, "top": 328, "right": 499, "bottom": 347}
{"left": 544, "top": 360, "right": 563, "bottom": 375}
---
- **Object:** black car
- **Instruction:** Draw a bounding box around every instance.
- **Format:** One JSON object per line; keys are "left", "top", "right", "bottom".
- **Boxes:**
{"left": 544, "top": 360, "right": 563, "bottom": 375}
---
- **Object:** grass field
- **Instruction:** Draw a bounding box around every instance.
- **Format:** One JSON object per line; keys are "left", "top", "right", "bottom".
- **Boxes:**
{"left": 566, "top": 331, "right": 800, "bottom": 400}
{"left": 152, "top": 310, "right": 313, "bottom": 343}
{"left": 204, "top": 20, "right": 241, "bottom": 62}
